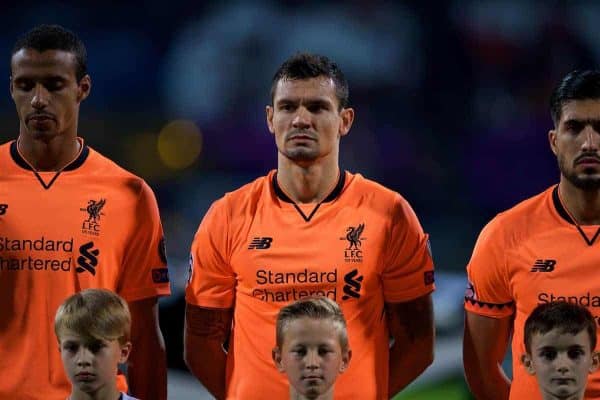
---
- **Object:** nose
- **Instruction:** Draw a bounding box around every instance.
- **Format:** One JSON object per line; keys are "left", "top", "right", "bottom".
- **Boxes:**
{"left": 31, "top": 83, "right": 49, "bottom": 110}
{"left": 292, "top": 107, "right": 311, "bottom": 130}
{"left": 305, "top": 349, "right": 320, "bottom": 370}
{"left": 555, "top": 354, "right": 571, "bottom": 374}
{"left": 581, "top": 125, "right": 600, "bottom": 152}
{"left": 75, "top": 347, "right": 92, "bottom": 367}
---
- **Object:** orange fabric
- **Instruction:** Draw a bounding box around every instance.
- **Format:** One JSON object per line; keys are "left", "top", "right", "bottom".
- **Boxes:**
{"left": 0, "top": 140, "right": 170, "bottom": 400}
{"left": 465, "top": 185, "right": 600, "bottom": 399}
{"left": 186, "top": 170, "right": 435, "bottom": 399}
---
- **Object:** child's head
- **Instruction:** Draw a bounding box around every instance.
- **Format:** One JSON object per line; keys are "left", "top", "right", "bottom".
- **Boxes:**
{"left": 54, "top": 289, "right": 131, "bottom": 396}
{"left": 272, "top": 296, "right": 351, "bottom": 400}
{"left": 521, "top": 301, "right": 599, "bottom": 399}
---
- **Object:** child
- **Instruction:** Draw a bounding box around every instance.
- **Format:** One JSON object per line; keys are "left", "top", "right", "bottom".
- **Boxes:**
{"left": 54, "top": 288, "right": 138, "bottom": 400}
{"left": 272, "top": 296, "right": 352, "bottom": 400}
{"left": 521, "top": 301, "right": 600, "bottom": 400}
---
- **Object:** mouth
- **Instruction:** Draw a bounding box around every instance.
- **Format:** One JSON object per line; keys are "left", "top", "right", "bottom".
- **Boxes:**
{"left": 552, "top": 378, "right": 575, "bottom": 385}
{"left": 287, "top": 131, "right": 317, "bottom": 142}
{"left": 26, "top": 114, "right": 55, "bottom": 123}
{"left": 75, "top": 372, "right": 96, "bottom": 381}
{"left": 575, "top": 155, "right": 600, "bottom": 166}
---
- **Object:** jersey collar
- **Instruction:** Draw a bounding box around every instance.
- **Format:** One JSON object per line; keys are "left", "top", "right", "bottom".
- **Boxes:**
{"left": 10, "top": 139, "right": 90, "bottom": 172}
{"left": 552, "top": 185, "right": 573, "bottom": 225}
{"left": 272, "top": 170, "right": 346, "bottom": 204}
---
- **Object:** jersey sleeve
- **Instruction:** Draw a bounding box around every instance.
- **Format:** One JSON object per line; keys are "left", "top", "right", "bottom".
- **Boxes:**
{"left": 185, "top": 197, "right": 236, "bottom": 309}
{"left": 117, "top": 181, "right": 171, "bottom": 302}
{"left": 464, "top": 215, "right": 515, "bottom": 318}
{"left": 381, "top": 195, "right": 435, "bottom": 303}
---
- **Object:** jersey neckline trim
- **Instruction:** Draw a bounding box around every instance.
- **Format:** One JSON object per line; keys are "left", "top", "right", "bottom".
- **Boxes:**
{"left": 552, "top": 185, "right": 600, "bottom": 246}
{"left": 9, "top": 140, "right": 90, "bottom": 190}
{"left": 272, "top": 170, "right": 346, "bottom": 222}
{"left": 10, "top": 140, "right": 90, "bottom": 172}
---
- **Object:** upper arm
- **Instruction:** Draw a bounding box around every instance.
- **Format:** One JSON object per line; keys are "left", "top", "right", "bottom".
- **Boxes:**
{"left": 463, "top": 311, "right": 513, "bottom": 371}
{"left": 118, "top": 181, "right": 171, "bottom": 302}
{"left": 382, "top": 195, "right": 435, "bottom": 302}
{"left": 464, "top": 217, "right": 515, "bottom": 318}
{"left": 184, "top": 304, "right": 234, "bottom": 359}
{"left": 128, "top": 297, "right": 160, "bottom": 339}
{"left": 185, "top": 199, "right": 236, "bottom": 309}
{"left": 386, "top": 293, "right": 434, "bottom": 352}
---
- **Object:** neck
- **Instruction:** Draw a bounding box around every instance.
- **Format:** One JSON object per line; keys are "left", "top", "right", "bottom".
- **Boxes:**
{"left": 558, "top": 178, "right": 600, "bottom": 225}
{"left": 277, "top": 155, "right": 340, "bottom": 204}
{"left": 69, "top": 385, "right": 120, "bottom": 400}
{"left": 289, "top": 387, "right": 334, "bottom": 400}
{"left": 17, "top": 131, "right": 80, "bottom": 172}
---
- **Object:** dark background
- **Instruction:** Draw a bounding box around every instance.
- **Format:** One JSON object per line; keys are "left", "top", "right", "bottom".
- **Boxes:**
{"left": 2, "top": 1, "right": 595, "bottom": 398}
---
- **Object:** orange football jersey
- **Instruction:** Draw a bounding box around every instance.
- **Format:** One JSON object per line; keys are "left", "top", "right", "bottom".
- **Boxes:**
{"left": 465, "top": 185, "right": 600, "bottom": 399}
{"left": 186, "top": 170, "right": 435, "bottom": 399}
{"left": 0, "top": 140, "right": 171, "bottom": 400}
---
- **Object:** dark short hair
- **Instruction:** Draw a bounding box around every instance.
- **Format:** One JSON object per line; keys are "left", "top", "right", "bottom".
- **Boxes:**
{"left": 11, "top": 24, "right": 87, "bottom": 81}
{"left": 550, "top": 70, "right": 600, "bottom": 126}
{"left": 270, "top": 53, "right": 349, "bottom": 110}
{"left": 524, "top": 301, "right": 597, "bottom": 354}
{"left": 276, "top": 296, "right": 348, "bottom": 351}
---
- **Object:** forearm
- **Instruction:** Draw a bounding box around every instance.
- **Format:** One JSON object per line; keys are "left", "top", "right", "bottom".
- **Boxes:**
{"left": 184, "top": 304, "right": 233, "bottom": 400}
{"left": 464, "top": 360, "right": 510, "bottom": 400}
{"left": 184, "top": 337, "right": 228, "bottom": 400}
{"left": 128, "top": 332, "right": 167, "bottom": 400}
{"left": 388, "top": 340, "right": 433, "bottom": 397}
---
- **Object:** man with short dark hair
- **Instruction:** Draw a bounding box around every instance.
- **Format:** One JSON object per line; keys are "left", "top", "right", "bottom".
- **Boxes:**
{"left": 184, "top": 52, "right": 435, "bottom": 399}
{"left": 464, "top": 69, "right": 600, "bottom": 399}
{"left": 0, "top": 24, "right": 170, "bottom": 400}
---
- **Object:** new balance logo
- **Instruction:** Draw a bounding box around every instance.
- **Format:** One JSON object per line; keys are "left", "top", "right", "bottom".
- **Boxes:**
{"left": 531, "top": 259, "right": 556, "bottom": 272}
{"left": 76, "top": 242, "right": 99, "bottom": 275}
{"left": 0, "top": 204, "right": 7, "bottom": 216}
{"left": 342, "top": 269, "right": 364, "bottom": 300}
{"left": 248, "top": 237, "right": 273, "bottom": 250}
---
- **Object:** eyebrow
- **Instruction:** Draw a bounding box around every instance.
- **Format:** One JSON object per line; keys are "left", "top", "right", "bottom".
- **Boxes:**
{"left": 276, "top": 97, "right": 333, "bottom": 107}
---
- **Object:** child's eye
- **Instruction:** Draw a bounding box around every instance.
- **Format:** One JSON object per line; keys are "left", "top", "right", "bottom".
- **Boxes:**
{"left": 540, "top": 349, "right": 557, "bottom": 361}
{"left": 63, "top": 343, "right": 78, "bottom": 353}
{"left": 568, "top": 348, "right": 584, "bottom": 360}
{"left": 88, "top": 341, "right": 106, "bottom": 354}
{"left": 292, "top": 348, "right": 306, "bottom": 357}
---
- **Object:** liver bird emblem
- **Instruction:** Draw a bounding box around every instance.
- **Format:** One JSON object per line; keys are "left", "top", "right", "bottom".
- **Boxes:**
{"left": 346, "top": 223, "right": 365, "bottom": 250}
{"left": 84, "top": 199, "right": 106, "bottom": 223}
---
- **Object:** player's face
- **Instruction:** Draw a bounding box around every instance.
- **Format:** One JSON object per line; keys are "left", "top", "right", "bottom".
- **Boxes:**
{"left": 266, "top": 77, "right": 354, "bottom": 166}
{"left": 522, "top": 330, "right": 598, "bottom": 400}
{"left": 59, "top": 331, "right": 130, "bottom": 396}
{"left": 273, "top": 318, "right": 351, "bottom": 400}
{"left": 550, "top": 99, "right": 600, "bottom": 191}
{"left": 10, "top": 49, "right": 90, "bottom": 141}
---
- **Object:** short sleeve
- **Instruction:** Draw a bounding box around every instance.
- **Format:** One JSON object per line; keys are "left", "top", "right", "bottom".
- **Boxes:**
{"left": 117, "top": 181, "right": 171, "bottom": 302}
{"left": 185, "top": 197, "right": 236, "bottom": 309}
{"left": 464, "top": 215, "right": 515, "bottom": 318}
{"left": 381, "top": 195, "right": 435, "bottom": 303}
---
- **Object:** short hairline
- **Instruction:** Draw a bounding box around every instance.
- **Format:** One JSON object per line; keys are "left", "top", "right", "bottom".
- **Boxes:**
{"left": 271, "top": 76, "right": 342, "bottom": 108}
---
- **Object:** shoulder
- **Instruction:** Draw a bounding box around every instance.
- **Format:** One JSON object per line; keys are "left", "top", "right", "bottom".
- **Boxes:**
{"left": 347, "top": 172, "right": 417, "bottom": 218}
{"left": 85, "top": 146, "right": 154, "bottom": 199}
{"left": 210, "top": 173, "right": 272, "bottom": 215}
{"left": 478, "top": 187, "right": 554, "bottom": 246}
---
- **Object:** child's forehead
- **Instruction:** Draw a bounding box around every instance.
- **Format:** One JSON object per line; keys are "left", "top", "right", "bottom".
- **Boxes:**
{"left": 58, "top": 330, "right": 109, "bottom": 345}
{"left": 531, "top": 329, "right": 592, "bottom": 349}
{"left": 282, "top": 317, "right": 342, "bottom": 343}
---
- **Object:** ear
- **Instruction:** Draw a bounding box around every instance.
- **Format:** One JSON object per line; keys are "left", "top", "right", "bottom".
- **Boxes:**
{"left": 119, "top": 342, "right": 132, "bottom": 364}
{"left": 521, "top": 353, "right": 535, "bottom": 375}
{"left": 266, "top": 105, "right": 275, "bottom": 135}
{"left": 590, "top": 351, "right": 600, "bottom": 373}
{"left": 338, "top": 107, "right": 354, "bottom": 138}
{"left": 272, "top": 346, "right": 285, "bottom": 372}
{"left": 549, "top": 129, "right": 558, "bottom": 156}
{"left": 77, "top": 74, "right": 91, "bottom": 103}
{"left": 339, "top": 348, "right": 352, "bottom": 373}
